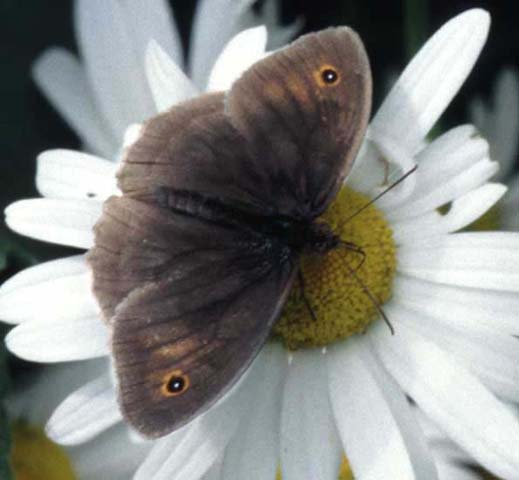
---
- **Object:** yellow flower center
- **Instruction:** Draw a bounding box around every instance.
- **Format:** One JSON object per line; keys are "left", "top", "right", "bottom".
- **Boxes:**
{"left": 10, "top": 422, "right": 76, "bottom": 480}
{"left": 273, "top": 186, "right": 396, "bottom": 349}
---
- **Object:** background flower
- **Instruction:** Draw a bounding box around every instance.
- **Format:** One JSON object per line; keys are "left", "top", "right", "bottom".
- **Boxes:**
{"left": 470, "top": 67, "right": 519, "bottom": 230}
{"left": 7, "top": 361, "right": 152, "bottom": 479}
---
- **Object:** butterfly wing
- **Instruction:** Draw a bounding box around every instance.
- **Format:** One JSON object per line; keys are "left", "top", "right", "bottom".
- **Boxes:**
{"left": 88, "top": 196, "right": 296, "bottom": 437}
{"left": 118, "top": 93, "right": 280, "bottom": 215}
{"left": 89, "top": 26, "right": 371, "bottom": 438}
{"left": 118, "top": 27, "right": 371, "bottom": 220}
{"left": 226, "top": 26, "right": 372, "bottom": 217}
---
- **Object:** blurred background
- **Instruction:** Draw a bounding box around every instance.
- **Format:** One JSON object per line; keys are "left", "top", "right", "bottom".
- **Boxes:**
{"left": 0, "top": 0, "right": 517, "bottom": 478}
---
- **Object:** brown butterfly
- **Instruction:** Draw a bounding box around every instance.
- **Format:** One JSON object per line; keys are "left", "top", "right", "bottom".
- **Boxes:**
{"left": 87, "top": 27, "right": 372, "bottom": 438}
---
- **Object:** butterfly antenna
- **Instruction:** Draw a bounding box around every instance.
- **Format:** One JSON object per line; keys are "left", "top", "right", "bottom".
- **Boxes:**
{"left": 341, "top": 258, "right": 395, "bottom": 335}
{"left": 336, "top": 165, "right": 418, "bottom": 231}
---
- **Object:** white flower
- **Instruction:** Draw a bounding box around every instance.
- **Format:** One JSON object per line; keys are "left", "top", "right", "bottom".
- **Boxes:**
{"left": 7, "top": 361, "right": 152, "bottom": 478}
{"left": 3, "top": 5, "right": 519, "bottom": 480}
{"left": 470, "top": 67, "right": 519, "bottom": 230}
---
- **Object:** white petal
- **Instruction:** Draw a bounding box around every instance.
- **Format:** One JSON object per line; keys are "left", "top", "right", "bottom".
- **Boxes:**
{"left": 189, "top": 0, "right": 255, "bottom": 89}
{"left": 32, "top": 48, "right": 117, "bottom": 158}
{"left": 134, "top": 425, "right": 193, "bottom": 479}
{"left": 413, "top": 407, "right": 469, "bottom": 465}
{"left": 388, "top": 302, "right": 519, "bottom": 401}
{"left": 397, "top": 232, "right": 519, "bottom": 291}
{"left": 70, "top": 424, "right": 152, "bottom": 480}
{"left": 207, "top": 26, "right": 268, "bottom": 92}
{"left": 280, "top": 349, "right": 341, "bottom": 480}
{"left": 142, "top": 349, "right": 268, "bottom": 480}
{"left": 346, "top": 137, "right": 387, "bottom": 194}
{"left": 36, "top": 149, "right": 117, "bottom": 200}
{"left": 7, "top": 360, "right": 106, "bottom": 426}
{"left": 5, "top": 198, "right": 101, "bottom": 249}
{"left": 6, "top": 312, "right": 108, "bottom": 362}
{"left": 0, "top": 255, "right": 97, "bottom": 324}
{"left": 46, "top": 374, "right": 122, "bottom": 445}
{"left": 365, "top": 133, "right": 418, "bottom": 208}
{"left": 200, "top": 460, "right": 223, "bottom": 480}
{"left": 386, "top": 157, "right": 497, "bottom": 220}
{"left": 328, "top": 337, "right": 438, "bottom": 480}
{"left": 120, "top": 0, "right": 183, "bottom": 68}
{"left": 384, "top": 126, "right": 494, "bottom": 218}
{"left": 371, "top": 9, "right": 490, "bottom": 154}
{"left": 395, "top": 123, "right": 489, "bottom": 204}
{"left": 419, "top": 124, "right": 485, "bottom": 172}
{"left": 391, "top": 183, "right": 506, "bottom": 242}
{"left": 145, "top": 40, "right": 199, "bottom": 112}
{"left": 221, "top": 344, "right": 286, "bottom": 480}
{"left": 393, "top": 275, "right": 519, "bottom": 335}
{"left": 370, "top": 320, "right": 519, "bottom": 479}
{"left": 75, "top": 0, "right": 156, "bottom": 140}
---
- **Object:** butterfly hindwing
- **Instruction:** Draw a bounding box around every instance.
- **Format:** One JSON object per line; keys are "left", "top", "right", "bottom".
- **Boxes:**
{"left": 89, "top": 196, "right": 296, "bottom": 437}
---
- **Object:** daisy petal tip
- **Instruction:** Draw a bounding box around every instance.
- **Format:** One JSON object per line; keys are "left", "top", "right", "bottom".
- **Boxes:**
{"left": 460, "top": 8, "right": 491, "bottom": 30}
{"left": 44, "top": 422, "right": 61, "bottom": 445}
{"left": 145, "top": 38, "right": 198, "bottom": 112}
{"left": 31, "top": 47, "right": 69, "bottom": 83}
{"left": 207, "top": 25, "right": 269, "bottom": 92}
{"left": 4, "top": 327, "right": 35, "bottom": 362}
{"left": 44, "top": 418, "right": 81, "bottom": 447}
{"left": 123, "top": 123, "right": 144, "bottom": 149}
{"left": 245, "top": 24, "right": 268, "bottom": 47}
{"left": 373, "top": 9, "right": 491, "bottom": 153}
{"left": 145, "top": 37, "right": 167, "bottom": 63}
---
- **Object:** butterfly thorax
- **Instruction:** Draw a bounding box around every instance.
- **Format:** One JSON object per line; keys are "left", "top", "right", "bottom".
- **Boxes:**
{"left": 267, "top": 218, "right": 340, "bottom": 255}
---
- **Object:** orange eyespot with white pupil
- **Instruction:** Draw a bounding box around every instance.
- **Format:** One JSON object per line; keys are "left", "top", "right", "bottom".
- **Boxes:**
{"left": 316, "top": 66, "right": 340, "bottom": 87}
{"left": 161, "top": 370, "right": 190, "bottom": 397}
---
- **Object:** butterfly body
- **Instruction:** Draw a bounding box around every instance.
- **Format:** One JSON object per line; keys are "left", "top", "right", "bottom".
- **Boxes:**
{"left": 155, "top": 185, "right": 340, "bottom": 256}
{"left": 88, "top": 27, "right": 372, "bottom": 438}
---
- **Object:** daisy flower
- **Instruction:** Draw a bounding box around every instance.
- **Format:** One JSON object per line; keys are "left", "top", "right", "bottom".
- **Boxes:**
{"left": 7, "top": 361, "right": 152, "bottom": 479}
{"left": 2, "top": 6, "right": 519, "bottom": 480}
{"left": 470, "top": 67, "right": 519, "bottom": 230}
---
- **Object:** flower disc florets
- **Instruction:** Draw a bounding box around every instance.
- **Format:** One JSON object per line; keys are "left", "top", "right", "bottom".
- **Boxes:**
{"left": 274, "top": 187, "right": 396, "bottom": 349}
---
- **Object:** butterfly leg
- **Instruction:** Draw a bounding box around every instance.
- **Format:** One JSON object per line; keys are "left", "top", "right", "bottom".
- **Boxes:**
{"left": 297, "top": 269, "right": 318, "bottom": 322}
{"left": 338, "top": 240, "right": 366, "bottom": 271}
{"left": 341, "top": 258, "right": 395, "bottom": 335}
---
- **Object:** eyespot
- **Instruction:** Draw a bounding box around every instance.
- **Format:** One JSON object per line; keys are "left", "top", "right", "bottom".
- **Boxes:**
{"left": 161, "top": 370, "right": 190, "bottom": 397}
{"left": 321, "top": 68, "right": 339, "bottom": 84}
{"left": 316, "top": 65, "right": 340, "bottom": 87}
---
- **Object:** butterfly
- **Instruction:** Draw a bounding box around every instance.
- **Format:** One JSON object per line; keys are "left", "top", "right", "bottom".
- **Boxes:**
{"left": 87, "top": 27, "right": 372, "bottom": 438}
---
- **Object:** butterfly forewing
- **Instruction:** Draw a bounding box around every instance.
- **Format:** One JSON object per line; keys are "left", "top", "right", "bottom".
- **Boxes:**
{"left": 226, "top": 27, "right": 372, "bottom": 217}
